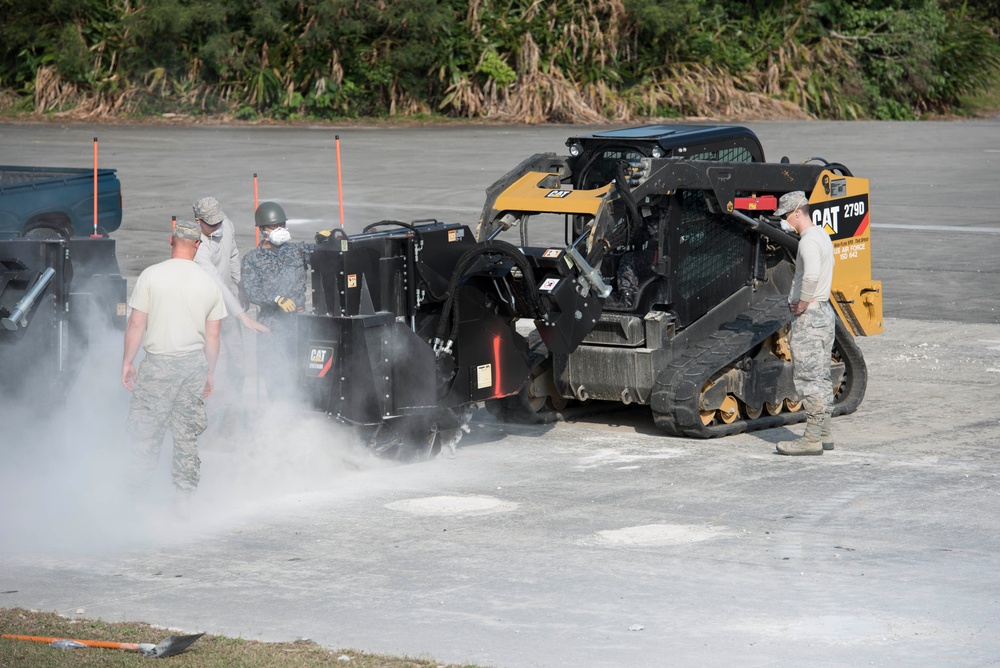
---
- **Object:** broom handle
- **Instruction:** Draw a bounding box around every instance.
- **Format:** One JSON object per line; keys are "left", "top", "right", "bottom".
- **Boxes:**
{"left": 2, "top": 633, "right": 140, "bottom": 651}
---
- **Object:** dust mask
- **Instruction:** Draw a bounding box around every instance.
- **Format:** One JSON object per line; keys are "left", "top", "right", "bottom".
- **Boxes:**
{"left": 269, "top": 228, "right": 291, "bottom": 246}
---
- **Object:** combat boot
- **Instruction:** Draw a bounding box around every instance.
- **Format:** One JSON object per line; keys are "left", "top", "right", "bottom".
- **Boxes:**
{"left": 820, "top": 413, "right": 834, "bottom": 450}
{"left": 172, "top": 488, "right": 196, "bottom": 521}
{"left": 776, "top": 437, "right": 824, "bottom": 456}
{"left": 784, "top": 408, "right": 827, "bottom": 456}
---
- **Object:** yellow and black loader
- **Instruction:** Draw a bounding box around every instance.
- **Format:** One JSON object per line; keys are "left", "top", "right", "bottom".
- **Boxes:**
{"left": 299, "top": 125, "right": 882, "bottom": 455}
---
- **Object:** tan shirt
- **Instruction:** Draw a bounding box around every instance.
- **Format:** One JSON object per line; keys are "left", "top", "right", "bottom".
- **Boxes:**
{"left": 790, "top": 225, "right": 834, "bottom": 308}
{"left": 129, "top": 258, "right": 227, "bottom": 355}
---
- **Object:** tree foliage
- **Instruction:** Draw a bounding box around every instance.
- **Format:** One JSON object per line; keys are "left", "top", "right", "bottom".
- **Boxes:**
{"left": 0, "top": 0, "right": 997, "bottom": 121}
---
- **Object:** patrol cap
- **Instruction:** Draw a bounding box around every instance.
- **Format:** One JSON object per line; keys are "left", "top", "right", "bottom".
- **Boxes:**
{"left": 173, "top": 219, "right": 202, "bottom": 241}
{"left": 193, "top": 196, "right": 225, "bottom": 226}
{"left": 773, "top": 191, "right": 809, "bottom": 218}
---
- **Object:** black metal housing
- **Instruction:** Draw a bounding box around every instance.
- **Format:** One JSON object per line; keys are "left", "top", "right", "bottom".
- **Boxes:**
{"left": 0, "top": 237, "right": 126, "bottom": 400}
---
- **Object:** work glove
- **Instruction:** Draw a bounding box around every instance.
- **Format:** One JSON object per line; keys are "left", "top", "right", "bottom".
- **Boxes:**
{"left": 315, "top": 229, "right": 334, "bottom": 244}
{"left": 275, "top": 296, "right": 298, "bottom": 313}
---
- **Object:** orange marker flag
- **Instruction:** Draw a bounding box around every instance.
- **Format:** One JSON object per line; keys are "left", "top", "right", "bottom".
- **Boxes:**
{"left": 91, "top": 137, "right": 100, "bottom": 237}
{"left": 253, "top": 173, "right": 260, "bottom": 245}
{"left": 336, "top": 135, "right": 345, "bottom": 227}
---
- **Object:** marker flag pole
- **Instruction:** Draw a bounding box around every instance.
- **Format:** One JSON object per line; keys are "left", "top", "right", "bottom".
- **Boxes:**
{"left": 92, "top": 137, "right": 99, "bottom": 237}
{"left": 253, "top": 173, "right": 260, "bottom": 246}
{"left": 335, "top": 135, "right": 345, "bottom": 227}
{"left": 251, "top": 172, "right": 261, "bottom": 403}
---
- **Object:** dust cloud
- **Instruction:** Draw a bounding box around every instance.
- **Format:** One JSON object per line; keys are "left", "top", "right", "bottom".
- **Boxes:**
{"left": 0, "top": 321, "right": 393, "bottom": 559}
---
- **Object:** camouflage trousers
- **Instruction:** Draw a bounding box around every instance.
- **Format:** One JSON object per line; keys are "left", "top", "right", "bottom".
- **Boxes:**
{"left": 126, "top": 352, "right": 208, "bottom": 492}
{"left": 790, "top": 301, "right": 836, "bottom": 442}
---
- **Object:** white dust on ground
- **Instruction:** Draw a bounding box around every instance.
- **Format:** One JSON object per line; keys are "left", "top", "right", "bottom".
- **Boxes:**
{"left": 385, "top": 495, "right": 518, "bottom": 516}
{"left": 593, "top": 524, "right": 731, "bottom": 547}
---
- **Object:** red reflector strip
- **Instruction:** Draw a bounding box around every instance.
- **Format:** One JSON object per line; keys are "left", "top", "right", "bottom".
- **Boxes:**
{"left": 493, "top": 335, "right": 502, "bottom": 398}
{"left": 854, "top": 212, "right": 870, "bottom": 237}
{"left": 734, "top": 195, "right": 778, "bottom": 211}
{"left": 318, "top": 356, "right": 334, "bottom": 378}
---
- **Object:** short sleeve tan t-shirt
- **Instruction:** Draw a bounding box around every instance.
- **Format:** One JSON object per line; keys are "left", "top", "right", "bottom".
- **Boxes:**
{"left": 129, "top": 258, "right": 227, "bottom": 355}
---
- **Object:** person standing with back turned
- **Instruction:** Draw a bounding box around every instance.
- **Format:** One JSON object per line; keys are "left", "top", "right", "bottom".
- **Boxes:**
{"left": 774, "top": 191, "right": 836, "bottom": 456}
{"left": 122, "top": 219, "right": 227, "bottom": 501}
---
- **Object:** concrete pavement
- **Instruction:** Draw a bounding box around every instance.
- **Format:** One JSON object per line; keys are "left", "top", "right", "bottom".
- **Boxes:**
{"left": 1, "top": 120, "right": 999, "bottom": 667}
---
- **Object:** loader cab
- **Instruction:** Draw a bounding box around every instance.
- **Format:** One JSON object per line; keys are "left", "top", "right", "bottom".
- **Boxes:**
{"left": 566, "top": 126, "right": 765, "bottom": 319}
{"left": 564, "top": 125, "right": 764, "bottom": 240}
{"left": 565, "top": 124, "right": 764, "bottom": 190}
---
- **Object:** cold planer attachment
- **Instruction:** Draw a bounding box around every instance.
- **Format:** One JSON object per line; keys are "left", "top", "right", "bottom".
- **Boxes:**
{"left": 299, "top": 220, "right": 607, "bottom": 458}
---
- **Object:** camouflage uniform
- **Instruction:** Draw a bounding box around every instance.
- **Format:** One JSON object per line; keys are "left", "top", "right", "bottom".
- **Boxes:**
{"left": 790, "top": 297, "right": 836, "bottom": 443}
{"left": 607, "top": 248, "right": 655, "bottom": 309}
{"left": 767, "top": 188, "right": 838, "bottom": 456}
{"left": 241, "top": 241, "right": 312, "bottom": 398}
{"left": 605, "top": 220, "right": 656, "bottom": 310}
{"left": 123, "top": 221, "right": 226, "bottom": 493}
{"left": 127, "top": 352, "right": 209, "bottom": 491}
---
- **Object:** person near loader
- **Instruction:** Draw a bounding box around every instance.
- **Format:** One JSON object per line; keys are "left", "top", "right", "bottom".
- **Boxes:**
{"left": 241, "top": 201, "right": 329, "bottom": 399}
{"left": 121, "top": 219, "right": 227, "bottom": 498}
{"left": 192, "top": 196, "right": 269, "bottom": 429}
{"left": 774, "top": 191, "right": 836, "bottom": 456}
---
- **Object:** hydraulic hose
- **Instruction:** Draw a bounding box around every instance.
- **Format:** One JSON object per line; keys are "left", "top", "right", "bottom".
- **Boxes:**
{"left": 615, "top": 161, "right": 643, "bottom": 248}
{"left": 362, "top": 220, "right": 424, "bottom": 246}
{"left": 433, "top": 240, "right": 542, "bottom": 353}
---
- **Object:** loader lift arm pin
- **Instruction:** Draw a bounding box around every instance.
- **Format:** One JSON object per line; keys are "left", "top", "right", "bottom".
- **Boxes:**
{"left": 565, "top": 224, "right": 612, "bottom": 299}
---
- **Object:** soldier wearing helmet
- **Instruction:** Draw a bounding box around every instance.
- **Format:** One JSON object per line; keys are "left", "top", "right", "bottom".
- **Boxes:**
{"left": 240, "top": 201, "right": 314, "bottom": 399}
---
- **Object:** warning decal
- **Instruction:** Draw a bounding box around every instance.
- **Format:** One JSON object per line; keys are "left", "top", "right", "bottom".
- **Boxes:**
{"left": 476, "top": 364, "right": 493, "bottom": 389}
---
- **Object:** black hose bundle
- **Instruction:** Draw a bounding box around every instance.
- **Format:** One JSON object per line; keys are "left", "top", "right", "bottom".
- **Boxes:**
{"left": 616, "top": 160, "right": 644, "bottom": 245}
{"left": 433, "top": 239, "right": 542, "bottom": 354}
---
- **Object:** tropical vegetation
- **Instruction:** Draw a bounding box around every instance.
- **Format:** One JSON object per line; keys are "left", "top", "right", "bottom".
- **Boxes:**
{"left": 1, "top": 0, "right": 998, "bottom": 122}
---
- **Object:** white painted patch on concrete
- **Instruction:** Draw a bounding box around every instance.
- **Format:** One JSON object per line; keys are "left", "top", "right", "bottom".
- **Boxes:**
{"left": 575, "top": 448, "right": 685, "bottom": 470}
{"left": 751, "top": 615, "right": 893, "bottom": 641}
{"left": 595, "top": 523, "right": 728, "bottom": 546}
{"left": 386, "top": 495, "right": 517, "bottom": 516}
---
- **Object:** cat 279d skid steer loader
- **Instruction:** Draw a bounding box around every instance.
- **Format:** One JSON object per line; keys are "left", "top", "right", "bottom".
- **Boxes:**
{"left": 298, "top": 125, "right": 882, "bottom": 456}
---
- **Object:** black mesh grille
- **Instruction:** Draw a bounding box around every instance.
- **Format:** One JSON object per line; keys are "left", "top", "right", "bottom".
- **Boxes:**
{"left": 672, "top": 190, "right": 755, "bottom": 325}
{"left": 689, "top": 146, "right": 754, "bottom": 163}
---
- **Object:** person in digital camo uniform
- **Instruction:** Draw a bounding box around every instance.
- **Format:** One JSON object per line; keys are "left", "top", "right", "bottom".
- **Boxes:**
{"left": 774, "top": 191, "right": 836, "bottom": 456}
{"left": 240, "top": 201, "right": 326, "bottom": 400}
{"left": 122, "top": 219, "right": 226, "bottom": 498}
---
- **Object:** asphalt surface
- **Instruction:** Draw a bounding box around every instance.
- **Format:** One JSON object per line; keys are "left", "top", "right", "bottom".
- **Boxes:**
{"left": 1, "top": 119, "right": 999, "bottom": 667}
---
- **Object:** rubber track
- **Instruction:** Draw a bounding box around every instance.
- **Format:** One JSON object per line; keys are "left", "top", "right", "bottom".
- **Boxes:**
{"left": 652, "top": 297, "right": 868, "bottom": 439}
